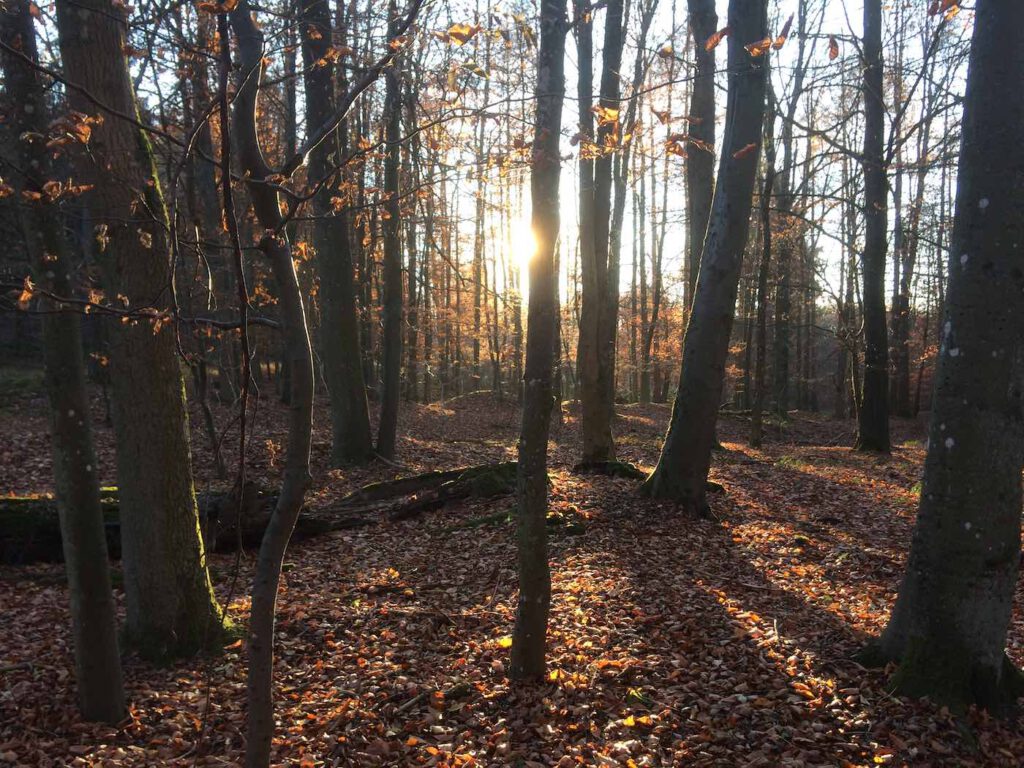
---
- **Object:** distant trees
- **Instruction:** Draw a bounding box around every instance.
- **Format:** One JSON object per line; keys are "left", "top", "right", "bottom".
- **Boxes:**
{"left": 641, "top": 0, "right": 768, "bottom": 512}
{"left": 54, "top": 0, "right": 222, "bottom": 659}
{"left": 870, "top": 0, "right": 1024, "bottom": 713}
{"left": 511, "top": 0, "right": 567, "bottom": 682}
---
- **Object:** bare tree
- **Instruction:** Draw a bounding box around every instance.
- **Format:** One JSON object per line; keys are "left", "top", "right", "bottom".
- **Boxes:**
{"left": 1, "top": 0, "right": 124, "bottom": 721}
{"left": 511, "top": 0, "right": 567, "bottom": 682}
{"left": 641, "top": 0, "right": 769, "bottom": 513}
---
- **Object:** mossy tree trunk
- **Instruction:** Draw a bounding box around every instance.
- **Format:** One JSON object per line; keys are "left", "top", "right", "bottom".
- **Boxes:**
{"left": 871, "top": 0, "right": 1024, "bottom": 713}
{"left": 1, "top": 0, "right": 124, "bottom": 721}
{"left": 510, "top": 0, "right": 567, "bottom": 683}
{"left": 640, "top": 0, "right": 768, "bottom": 514}
{"left": 54, "top": 0, "right": 221, "bottom": 659}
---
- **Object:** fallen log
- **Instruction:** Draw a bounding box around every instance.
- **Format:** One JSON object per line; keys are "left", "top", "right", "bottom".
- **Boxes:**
{"left": 1, "top": 463, "right": 520, "bottom": 565}
{"left": 355, "top": 462, "right": 518, "bottom": 522}
{"left": 337, "top": 461, "right": 517, "bottom": 507}
{"left": 0, "top": 486, "right": 371, "bottom": 565}
{"left": 571, "top": 460, "right": 646, "bottom": 479}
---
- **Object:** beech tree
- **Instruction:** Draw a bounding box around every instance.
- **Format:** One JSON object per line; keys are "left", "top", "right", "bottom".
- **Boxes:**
{"left": 54, "top": 0, "right": 222, "bottom": 658}
{"left": 0, "top": 0, "right": 124, "bottom": 721}
{"left": 855, "top": 0, "right": 890, "bottom": 451}
{"left": 868, "top": 0, "right": 1024, "bottom": 712}
{"left": 576, "top": 0, "right": 623, "bottom": 464}
{"left": 301, "top": 0, "right": 374, "bottom": 466}
{"left": 641, "top": 0, "right": 768, "bottom": 513}
{"left": 510, "top": 0, "right": 566, "bottom": 683}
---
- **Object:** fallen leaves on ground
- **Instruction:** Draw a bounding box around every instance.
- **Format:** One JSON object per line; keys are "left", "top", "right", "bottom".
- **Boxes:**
{"left": 1, "top": 387, "right": 1023, "bottom": 766}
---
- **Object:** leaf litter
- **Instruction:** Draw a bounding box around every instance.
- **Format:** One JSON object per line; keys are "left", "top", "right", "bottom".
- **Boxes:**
{"left": 1, "top": 389, "right": 1023, "bottom": 766}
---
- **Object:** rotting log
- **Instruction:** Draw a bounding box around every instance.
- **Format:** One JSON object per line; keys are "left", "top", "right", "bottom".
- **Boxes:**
{"left": 0, "top": 488, "right": 371, "bottom": 565}
{"left": 1, "top": 463, "right": 519, "bottom": 564}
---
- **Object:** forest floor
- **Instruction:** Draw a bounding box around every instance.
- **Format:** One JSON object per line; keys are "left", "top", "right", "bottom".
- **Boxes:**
{"left": 2, "top": 370, "right": 1024, "bottom": 766}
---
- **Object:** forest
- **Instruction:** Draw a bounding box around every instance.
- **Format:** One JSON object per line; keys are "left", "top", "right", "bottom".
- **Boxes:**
{"left": 0, "top": 0, "right": 1022, "bottom": 764}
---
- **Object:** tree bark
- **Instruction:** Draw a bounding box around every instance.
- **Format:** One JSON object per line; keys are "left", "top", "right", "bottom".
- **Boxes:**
{"left": 685, "top": 0, "right": 717, "bottom": 304}
{"left": 640, "top": 0, "right": 768, "bottom": 513}
{"left": 377, "top": 4, "right": 404, "bottom": 460}
{"left": 576, "top": 0, "right": 622, "bottom": 463}
{"left": 55, "top": 0, "right": 222, "bottom": 659}
{"left": 511, "top": 0, "right": 566, "bottom": 683}
{"left": 1, "top": 0, "right": 125, "bottom": 721}
{"left": 300, "top": 0, "right": 374, "bottom": 465}
{"left": 855, "top": 0, "right": 890, "bottom": 451}
{"left": 870, "top": 0, "right": 1024, "bottom": 712}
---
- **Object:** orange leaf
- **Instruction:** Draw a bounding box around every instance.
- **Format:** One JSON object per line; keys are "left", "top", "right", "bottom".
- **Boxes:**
{"left": 745, "top": 37, "right": 772, "bottom": 57}
{"left": 773, "top": 14, "right": 793, "bottom": 50}
{"left": 17, "top": 277, "right": 33, "bottom": 310}
{"left": 591, "top": 105, "right": 620, "bottom": 126}
{"left": 732, "top": 142, "right": 758, "bottom": 160}
{"left": 704, "top": 26, "right": 730, "bottom": 52}
{"left": 828, "top": 35, "right": 840, "bottom": 61}
{"left": 447, "top": 22, "right": 480, "bottom": 46}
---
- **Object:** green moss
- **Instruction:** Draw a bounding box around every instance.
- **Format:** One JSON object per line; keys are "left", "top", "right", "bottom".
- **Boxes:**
{"left": 853, "top": 638, "right": 893, "bottom": 669}
{"left": 0, "top": 366, "right": 45, "bottom": 407}
{"left": 460, "top": 462, "right": 517, "bottom": 497}
{"left": 123, "top": 611, "right": 235, "bottom": 665}
{"left": 775, "top": 455, "right": 809, "bottom": 470}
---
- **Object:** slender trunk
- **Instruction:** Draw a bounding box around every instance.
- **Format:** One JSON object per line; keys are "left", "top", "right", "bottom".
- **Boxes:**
{"left": 376, "top": 7, "right": 404, "bottom": 459}
{"left": 641, "top": 0, "right": 768, "bottom": 513}
{"left": 685, "top": 0, "right": 717, "bottom": 303}
{"left": 856, "top": 0, "right": 891, "bottom": 451}
{"left": 511, "top": 0, "right": 566, "bottom": 683}
{"left": 750, "top": 147, "right": 776, "bottom": 447}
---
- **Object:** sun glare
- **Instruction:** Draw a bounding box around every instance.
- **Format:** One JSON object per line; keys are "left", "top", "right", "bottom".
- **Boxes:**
{"left": 510, "top": 221, "right": 539, "bottom": 279}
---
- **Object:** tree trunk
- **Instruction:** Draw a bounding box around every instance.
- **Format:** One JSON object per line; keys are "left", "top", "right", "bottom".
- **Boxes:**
{"left": 685, "top": 0, "right": 717, "bottom": 304}
{"left": 750, "top": 103, "right": 776, "bottom": 448}
{"left": 55, "top": 0, "right": 222, "bottom": 659}
{"left": 855, "top": 0, "right": 890, "bottom": 451}
{"left": 871, "top": 0, "right": 1024, "bottom": 712}
{"left": 1, "top": 0, "right": 125, "bottom": 721}
{"left": 226, "top": 0, "right": 345, "bottom": 759}
{"left": 640, "top": 0, "right": 768, "bottom": 513}
{"left": 301, "top": 0, "right": 374, "bottom": 465}
{"left": 377, "top": 9, "right": 404, "bottom": 460}
{"left": 577, "top": 0, "right": 622, "bottom": 463}
{"left": 510, "top": 0, "right": 566, "bottom": 683}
